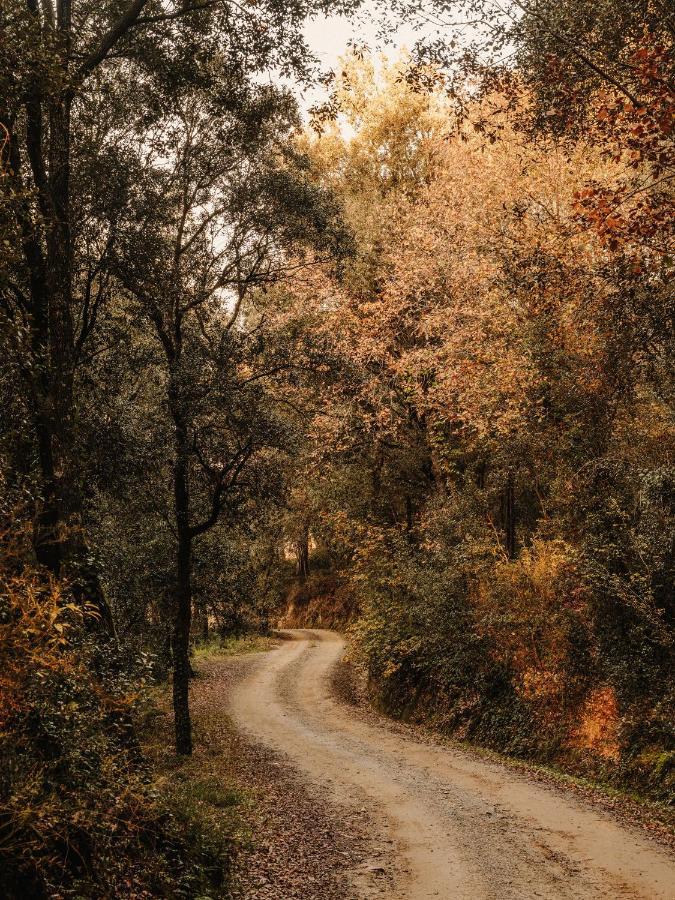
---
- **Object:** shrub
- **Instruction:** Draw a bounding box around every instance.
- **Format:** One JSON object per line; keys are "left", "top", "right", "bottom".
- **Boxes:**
{"left": 0, "top": 514, "right": 232, "bottom": 898}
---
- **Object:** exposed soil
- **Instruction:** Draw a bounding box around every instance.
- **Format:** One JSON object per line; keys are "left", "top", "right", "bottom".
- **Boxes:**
{"left": 185, "top": 650, "right": 396, "bottom": 899}
{"left": 331, "top": 648, "right": 675, "bottom": 851}
{"left": 225, "top": 629, "right": 675, "bottom": 900}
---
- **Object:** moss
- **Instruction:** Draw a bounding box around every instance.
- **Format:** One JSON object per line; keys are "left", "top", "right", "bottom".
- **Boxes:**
{"left": 194, "top": 634, "right": 277, "bottom": 661}
{"left": 652, "top": 750, "right": 675, "bottom": 779}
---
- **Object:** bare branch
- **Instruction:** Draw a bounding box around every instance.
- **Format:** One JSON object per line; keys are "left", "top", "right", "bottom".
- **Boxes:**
{"left": 190, "top": 440, "right": 254, "bottom": 537}
{"left": 76, "top": 0, "right": 149, "bottom": 83}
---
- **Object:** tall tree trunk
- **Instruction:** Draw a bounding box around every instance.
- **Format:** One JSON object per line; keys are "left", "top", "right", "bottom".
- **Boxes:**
{"left": 172, "top": 419, "right": 193, "bottom": 755}
{"left": 502, "top": 471, "right": 517, "bottom": 560}
{"left": 28, "top": 0, "right": 74, "bottom": 571}
{"left": 173, "top": 526, "right": 193, "bottom": 755}
{"left": 18, "top": 4, "right": 116, "bottom": 635}
{"left": 296, "top": 525, "right": 309, "bottom": 580}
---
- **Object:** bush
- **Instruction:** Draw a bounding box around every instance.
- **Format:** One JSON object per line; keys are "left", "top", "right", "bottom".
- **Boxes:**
{"left": 0, "top": 515, "right": 232, "bottom": 898}
{"left": 348, "top": 516, "right": 674, "bottom": 798}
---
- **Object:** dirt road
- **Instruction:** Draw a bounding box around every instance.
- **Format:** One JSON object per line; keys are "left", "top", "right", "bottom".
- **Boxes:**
{"left": 227, "top": 629, "right": 675, "bottom": 899}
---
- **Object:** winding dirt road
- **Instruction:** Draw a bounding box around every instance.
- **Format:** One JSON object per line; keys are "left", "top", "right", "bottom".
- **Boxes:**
{"left": 227, "top": 629, "right": 675, "bottom": 899}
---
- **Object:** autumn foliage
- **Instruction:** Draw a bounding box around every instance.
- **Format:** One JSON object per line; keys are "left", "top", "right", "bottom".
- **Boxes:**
{"left": 0, "top": 3, "right": 672, "bottom": 888}
{"left": 280, "top": 39, "right": 674, "bottom": 798}
{"left": 0, "top": 501, "right": 231, "bottom": 898}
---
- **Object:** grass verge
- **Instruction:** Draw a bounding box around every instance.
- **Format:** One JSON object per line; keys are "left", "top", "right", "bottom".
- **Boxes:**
{"left": 141, "top": 636, "right": 278, "bottom": 898}
{"left": 194, "top": 634, "right": 278, "bottom": 661}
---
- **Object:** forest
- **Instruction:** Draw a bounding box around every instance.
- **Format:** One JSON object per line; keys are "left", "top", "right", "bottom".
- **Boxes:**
{"left": 1, "top": 0, "right": 673, "bottom": 897}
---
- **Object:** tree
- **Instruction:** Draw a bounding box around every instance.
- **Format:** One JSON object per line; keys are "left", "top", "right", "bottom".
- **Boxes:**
{"left": 384, "top": 0, "right": 672, "bottom": 117}
{"left": 0, "top": 0, "right": 360, "bottom": 624}
{"left": 281, "top": 46, "right": 673, "bottom": 790}
{"left": 99, "top": 58, "right": 348, "bottom": 750}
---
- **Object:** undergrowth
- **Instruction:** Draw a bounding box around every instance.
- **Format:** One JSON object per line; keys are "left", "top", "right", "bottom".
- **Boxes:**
{"left": 0, "top": 511, "right": 235, "bottom": 899}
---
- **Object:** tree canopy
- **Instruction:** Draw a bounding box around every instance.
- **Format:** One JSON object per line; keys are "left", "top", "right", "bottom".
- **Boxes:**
{"left": 1, "top": 0, "right": 673, "bottom": 895}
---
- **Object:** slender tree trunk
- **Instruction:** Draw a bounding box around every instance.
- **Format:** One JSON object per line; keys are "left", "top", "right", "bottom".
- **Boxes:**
{"left": 172, "top": 417, "right": 193, "bottom": 755}
{"left": 173, "top": 526, "right": 193, "bottom": 755}
{"left": 30, "top": 0, "right": 75, "bottom": 572}
{"left": 296, "top": 525, "right": 309, "bottom": 580}
{"left": 1, "top": 99, "right": 59, "bottom": 572}
{"left": 502, "top": 471, "right": 517, "bottom": 560}
{"left": 16, "top": 7, "right": 116, "bottom": 635}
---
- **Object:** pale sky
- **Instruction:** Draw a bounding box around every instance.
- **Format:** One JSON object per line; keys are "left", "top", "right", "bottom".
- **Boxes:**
{"left": 303, "top": 4, "right": 424, "bottom": 70}
{"left": 298, "top": 2, "right": 437, "bottom": 113}
{"left": 298, "top": 2, "right": 492, "bottom": 115}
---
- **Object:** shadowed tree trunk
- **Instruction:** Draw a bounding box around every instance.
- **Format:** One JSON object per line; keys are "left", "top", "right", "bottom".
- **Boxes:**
{"left": 170, "top": 379, "right": 194, "bottom": 755}
{"left": 296, "top": 525, "right": 310, "bottom": 580}
{"left": 173, "top": 522, "right": 193, "bottom": 755}
{"left": 502, "top": 471, "right": 517, "bottom": 560}
{"left": 10, "top": 0, "right": 118, "bottom": 637}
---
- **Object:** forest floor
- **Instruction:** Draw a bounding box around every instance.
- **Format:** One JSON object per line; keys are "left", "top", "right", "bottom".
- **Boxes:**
{"left": 146, "top": 638, "right": 390, "bottom": 900}
{"left": 149, "top": 630, "right": 675, "bottom": 899}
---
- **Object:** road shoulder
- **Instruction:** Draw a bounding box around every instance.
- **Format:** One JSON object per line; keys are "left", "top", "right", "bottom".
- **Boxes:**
{"left": 147, "top": 648, "right": 396, "bottom": 899}
{"left": 332, "top": 649, "right": 675, "bottom": 853}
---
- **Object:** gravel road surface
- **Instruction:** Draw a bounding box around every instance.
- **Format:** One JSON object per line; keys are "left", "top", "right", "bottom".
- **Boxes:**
{"left": 227, "top": 628, "right": 675, "bottom": 899}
